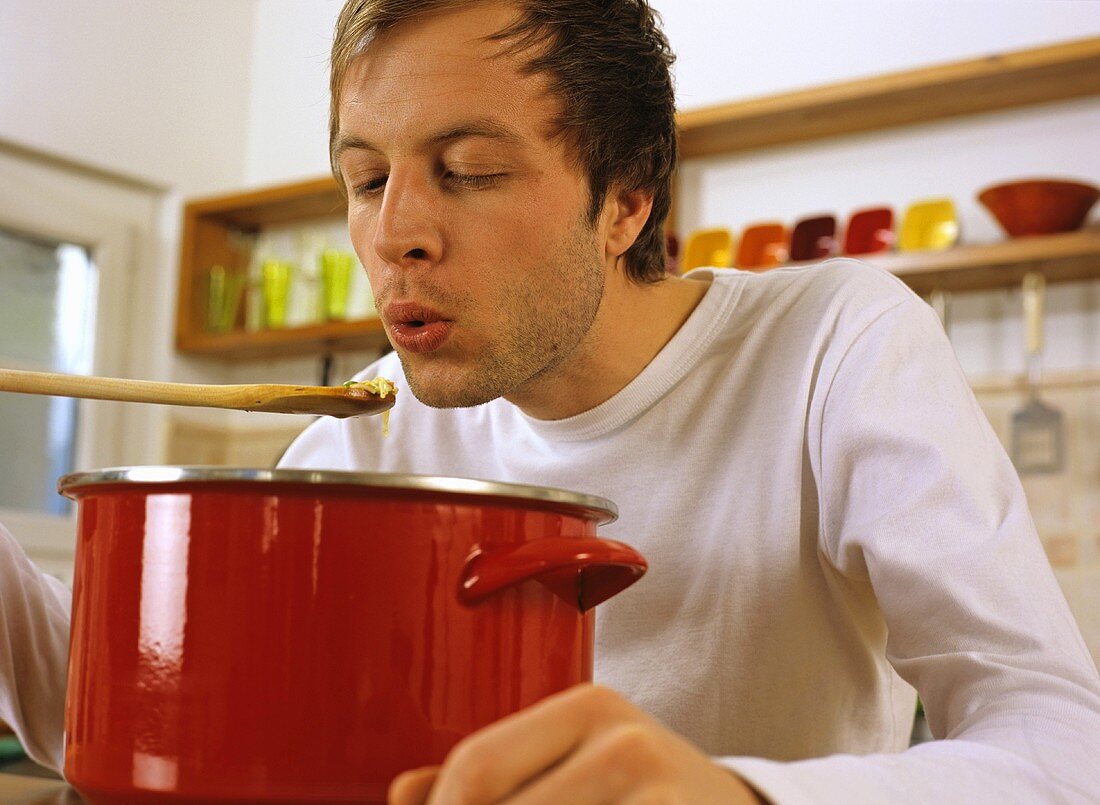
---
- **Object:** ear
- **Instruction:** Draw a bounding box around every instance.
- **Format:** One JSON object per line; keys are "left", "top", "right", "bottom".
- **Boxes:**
{"left": 601, "top": 186, "right": 653, "bottom": 260}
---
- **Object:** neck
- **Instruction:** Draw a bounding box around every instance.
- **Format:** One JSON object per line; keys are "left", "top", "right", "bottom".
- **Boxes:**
{"left": 507, "top": 271, "right": 711, "bottom": 420}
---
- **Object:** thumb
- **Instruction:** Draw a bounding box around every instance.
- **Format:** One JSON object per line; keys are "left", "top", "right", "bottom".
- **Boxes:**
{"left": 388, "top": 766, "right": 440, "bottom": 805}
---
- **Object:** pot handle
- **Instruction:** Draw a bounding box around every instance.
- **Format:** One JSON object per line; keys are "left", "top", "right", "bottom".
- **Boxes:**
{"left": 459, "top": 537, "right": 647, "bottom": 612}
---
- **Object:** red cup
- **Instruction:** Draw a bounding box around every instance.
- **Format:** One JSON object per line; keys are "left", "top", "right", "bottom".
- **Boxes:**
{"left": 789, "top": 215, "right": 837, "bottom": 262}
{"left": 735, "top": 222, "right": 788, "bottom": 270}
{"left": 842, "top": 207, "right": 895, "bottom": 255}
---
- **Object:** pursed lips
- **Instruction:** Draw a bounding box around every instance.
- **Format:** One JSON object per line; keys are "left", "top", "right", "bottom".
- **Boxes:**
{"left": 383, "top": 301, "right": 448, "bottom": 327}
{"left": 382, "top": 301, "right": 455, "bottom": 353}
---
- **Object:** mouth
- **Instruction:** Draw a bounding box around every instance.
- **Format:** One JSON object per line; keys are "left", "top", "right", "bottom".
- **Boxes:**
{"left": 383, "top": 302, "right": 455, "bottom": 354}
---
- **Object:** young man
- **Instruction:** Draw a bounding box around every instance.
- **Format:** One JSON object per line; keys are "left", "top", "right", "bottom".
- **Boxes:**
{"left": 279, "top": 1, "right": 1100, "bottom": 803}
{"left": 0, "top": 0, "right": 1096, "bottom": 802}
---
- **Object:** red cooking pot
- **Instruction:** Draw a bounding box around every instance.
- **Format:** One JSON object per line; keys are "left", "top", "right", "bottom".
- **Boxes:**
{"left": 58, "top": 467, "right": 646, "bottom": 804}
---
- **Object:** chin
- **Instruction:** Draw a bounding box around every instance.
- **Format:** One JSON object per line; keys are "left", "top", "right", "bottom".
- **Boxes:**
{"left": 410, "top": 385, "right": 501, "bottom": 410}
{"left": 399, "top": 361, "right": 503, "bottom": 410}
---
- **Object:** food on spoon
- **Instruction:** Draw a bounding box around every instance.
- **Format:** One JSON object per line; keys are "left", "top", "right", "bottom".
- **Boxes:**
{"left": 344, "top": 376, "right": 397, "bottom": 433}
{"left": 343, "top": 376, "right": 396, "bottom": 397}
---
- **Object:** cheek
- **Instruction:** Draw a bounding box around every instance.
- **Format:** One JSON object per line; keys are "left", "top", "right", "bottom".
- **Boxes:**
{"left": 471, "top": 194, "right": 572, "bottom": 259}
{"left": 347, "top": 207, "right": 378, "bottom": 262}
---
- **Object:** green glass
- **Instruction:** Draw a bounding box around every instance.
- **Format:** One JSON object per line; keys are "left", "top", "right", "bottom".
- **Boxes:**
{"left": 206, "top": 265, "right": 246, "bottom": 332}
{"left": 320, "top": 249, "right": 355, "bottom": 321}
{"left": 262, "top": 260, "right": 293, "bottom": 328}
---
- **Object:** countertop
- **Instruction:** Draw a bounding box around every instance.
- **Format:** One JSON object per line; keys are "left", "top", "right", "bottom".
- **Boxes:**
{"left": 0, "top": 773, "right": 83, "bottom": 803}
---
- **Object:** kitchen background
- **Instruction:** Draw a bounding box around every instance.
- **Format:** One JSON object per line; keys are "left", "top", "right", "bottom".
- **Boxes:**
{"left": 1, "top": 0, "right": 1099, "bottom": 677}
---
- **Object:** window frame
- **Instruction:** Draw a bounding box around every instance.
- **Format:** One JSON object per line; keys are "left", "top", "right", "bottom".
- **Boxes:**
{"left": 0, "top": 144, "right": 162, "bottom": 581}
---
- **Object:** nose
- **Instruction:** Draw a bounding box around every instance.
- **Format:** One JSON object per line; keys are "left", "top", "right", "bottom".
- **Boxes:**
{"left": 372, "top": 168, "right": 444, "bottom": 268}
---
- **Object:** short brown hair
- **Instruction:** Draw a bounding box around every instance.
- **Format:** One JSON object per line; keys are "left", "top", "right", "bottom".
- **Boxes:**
{"left": 330, "top": 0, "right": 677, "bottom": 284}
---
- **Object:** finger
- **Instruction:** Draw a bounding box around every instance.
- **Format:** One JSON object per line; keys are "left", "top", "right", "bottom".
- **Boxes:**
{"left": 426, "top": 684, "right": 638, "bottom": 804}
{"left": 388, "top": 766, "right": 440, "bottom": 805}
{"left": 509, "top": 722, "right": 759, "bottom": 805}
{"left": 497, "top": 722, "right": 651, "bottom": 805}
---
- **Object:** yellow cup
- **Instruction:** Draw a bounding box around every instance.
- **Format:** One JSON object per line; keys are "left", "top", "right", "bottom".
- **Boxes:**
{"left": 320, "top": 250, "right": 355, "bottom": 321}
{"left": 261, "top": 260, "right": 293, "bottom": 328}
{"left": 206, "top": 265, "right": 246, "bottom": 332}
{"left": 899, "top": 198, "right": 960, "bottom": 252}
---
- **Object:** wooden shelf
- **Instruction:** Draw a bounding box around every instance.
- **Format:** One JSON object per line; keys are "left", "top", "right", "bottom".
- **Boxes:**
{"left": 676, "top": 36, "right": 1100, "bottom": 159}
{"left": 177, "top": 317, "right": 386, "bottom": 361}
{"left": 670, "top": 36, "right": 1100, "bottom": 295}
{"left": 175, "top": 178, "right": 392, "bottom": 360}
{"left": 869, "top": 228, "right": 1100, "bottom": 295}
{"left": 176, "top": 37, "right": 1100, "bottom": 360}
{"left": 183, "top": 177, "right": 343, "bottom": 228}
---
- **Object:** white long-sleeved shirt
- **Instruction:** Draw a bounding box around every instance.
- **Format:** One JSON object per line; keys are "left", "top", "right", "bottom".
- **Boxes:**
{"left": 0, "top": 525, "right": 71, "bottom": 770}
{"left": 0, "top": 260, "right": 1097, "bottom": 801}
{"left": 279, "top": 261, "right": 1100, "bottom": 803}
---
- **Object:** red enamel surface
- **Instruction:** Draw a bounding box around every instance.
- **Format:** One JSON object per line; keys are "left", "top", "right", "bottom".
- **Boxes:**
{"left": 63, "top": 481, "right": 643, "bottom": 804}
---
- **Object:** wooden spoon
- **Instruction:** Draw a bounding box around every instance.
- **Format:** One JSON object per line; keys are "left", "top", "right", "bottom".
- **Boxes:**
{"left": 0, "top": 368, "right": 395, "bottom": 419}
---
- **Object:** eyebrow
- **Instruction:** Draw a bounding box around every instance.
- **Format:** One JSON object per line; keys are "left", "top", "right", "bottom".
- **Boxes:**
{"left": 332, "top": 119, "right": 525, "bottom": 162}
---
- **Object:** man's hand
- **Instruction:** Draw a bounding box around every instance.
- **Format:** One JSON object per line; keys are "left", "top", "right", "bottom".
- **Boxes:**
{"left": 388, "top": 684, "right": 764, "bottom": 804}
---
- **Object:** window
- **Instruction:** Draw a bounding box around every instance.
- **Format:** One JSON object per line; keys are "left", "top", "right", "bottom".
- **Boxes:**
{"left": 0, "top": 227, "right": 98, "bottom": 515}
{"left": 0, "top": 142, "right": 157, "bottom": 581}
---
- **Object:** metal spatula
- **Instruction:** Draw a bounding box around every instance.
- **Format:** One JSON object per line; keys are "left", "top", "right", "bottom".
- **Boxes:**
{"left": 929, "top": 288, "right": 951, "bottom": 335}
{"left": 1010, "top": 272, "right": 1065, "bottom": 474}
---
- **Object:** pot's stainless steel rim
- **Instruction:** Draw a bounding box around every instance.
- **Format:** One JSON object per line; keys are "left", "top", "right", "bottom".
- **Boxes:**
{"left": 57, "top": 466, "right": 618, "bottom": 523}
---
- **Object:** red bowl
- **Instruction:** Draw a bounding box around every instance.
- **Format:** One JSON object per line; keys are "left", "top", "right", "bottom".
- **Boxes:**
{"left": 977, "top": 179, "right": 1099, "bottom": 237}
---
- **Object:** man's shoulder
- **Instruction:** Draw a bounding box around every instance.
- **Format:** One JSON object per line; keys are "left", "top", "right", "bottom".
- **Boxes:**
{"left": 696, "top": 258, "right": 913, "bottom": 312}
{"left": 746, "top": 258, "right": 912, "bottom": 304}
{"left": 686, "top": 260, "right": 930, "bottom": 374}
{"left": 736, "top": 258, "right": 920, "bottom": 333}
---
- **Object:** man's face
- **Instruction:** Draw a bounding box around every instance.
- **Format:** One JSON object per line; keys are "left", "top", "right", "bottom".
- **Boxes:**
{"left": 334, "top": 3, "right": 610, "bottom": 411}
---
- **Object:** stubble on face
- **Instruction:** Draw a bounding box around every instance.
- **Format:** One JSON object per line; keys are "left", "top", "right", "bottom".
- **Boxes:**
{"left": 394, "top": 209, "right": 606, "bottom": 411}
{"left": 339, "top": 3, "right": 614, "bottom": 415}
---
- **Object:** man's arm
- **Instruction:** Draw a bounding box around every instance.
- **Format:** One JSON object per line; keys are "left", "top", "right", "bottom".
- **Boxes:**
{"left": 0, "top": 524, "right": 71, "bottom": 773}
{"left": 718, "top": 292, "right": 1100, "bottom": 803}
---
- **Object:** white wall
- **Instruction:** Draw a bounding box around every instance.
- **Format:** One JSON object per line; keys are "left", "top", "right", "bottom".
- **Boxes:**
{"left": 0, "top": 0, "right": 256, "bottom": 198}
{"left": 7, "top": 0, "right": 1094, "bottom": 199}
{"left": 661, "top": 0, "right": 1100, "bottom": 108}
{"left": 245, "top": 0, "right": 346, "bottom": 185}
{"left": 242, "top": 0, "right": 1100, "bottom": 177}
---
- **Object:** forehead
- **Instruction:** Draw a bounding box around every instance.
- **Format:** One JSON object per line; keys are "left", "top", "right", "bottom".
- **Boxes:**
{"left": 338, "top": 3, "right": 557, "bottom": 147}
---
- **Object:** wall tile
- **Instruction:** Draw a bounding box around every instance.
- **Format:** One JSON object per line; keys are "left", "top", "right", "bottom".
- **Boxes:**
{"left": 973, "top": 372, "right": 1100, "bottom": 668}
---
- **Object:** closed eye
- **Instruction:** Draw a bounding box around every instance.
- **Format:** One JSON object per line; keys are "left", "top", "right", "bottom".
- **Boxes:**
{"left": 350, "top": 170, "right": 505, "bottom": 198}
{"left": 351, "top": 175, "right": 388, "bottom": 198}
{"left": 443, "top": 171, "right": 504, "bottom": 191}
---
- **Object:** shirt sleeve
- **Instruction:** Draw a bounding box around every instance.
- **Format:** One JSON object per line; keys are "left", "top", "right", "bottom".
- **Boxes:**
{"left": 0, "top": 523, "right": 71, "bottom": 773}
{"left": 721, "top": 295, "right": 1100, "bottom": 803}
